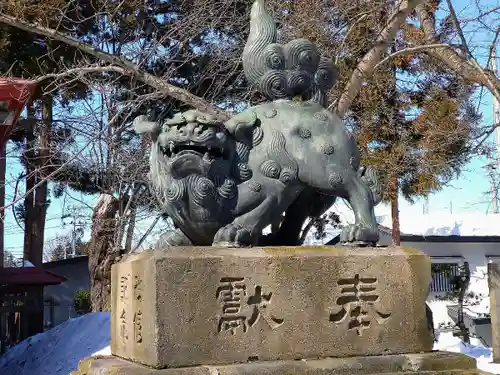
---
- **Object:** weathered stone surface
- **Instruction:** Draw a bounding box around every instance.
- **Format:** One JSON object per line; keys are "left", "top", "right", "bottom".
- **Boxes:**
{"left": 111, "top": 246, "right": 433, "bottom": 368}
{"left": 71, "top": 352, "right": 483, "bottom": 375}
{"left": 488, "top": 262, "right": 500, "bottom": 363}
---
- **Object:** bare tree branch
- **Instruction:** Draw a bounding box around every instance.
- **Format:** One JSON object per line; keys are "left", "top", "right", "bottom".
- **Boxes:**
{"left": 416, "top": 3, "right": 500, "bottom": 103}
{"left": 373, "top": 43, "right": 452, "bottom": 71}
{"left": 333, "top": 0, "right": 426, "bottom": 117}
{"left": 132, "top": 215, "right": 161, "bottom": 253}
{"left": 0, "top": 12, "right": 230, "bottom": 119}
{"left": 31, "top": 65, "right": 127, "bottom": 84}
{"left": 444, "top": 0, "right": 500, "bottom": 101}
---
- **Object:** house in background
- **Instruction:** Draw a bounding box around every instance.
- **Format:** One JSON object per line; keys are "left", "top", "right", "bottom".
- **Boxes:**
{"left": 0, "top": 266, "right": 66, "bottom": 351}
{"left": 42, "top": 256, "right": 90, "bottom": 328}
{"left": 377, "top": 232, "right": 500, "bottom": 295}
{"left": 377, "top": 229, "right": 500, "bottom": 347}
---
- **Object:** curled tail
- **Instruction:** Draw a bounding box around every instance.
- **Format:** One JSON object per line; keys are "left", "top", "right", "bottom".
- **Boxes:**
{"left": 358, "top": 166, "right": 383, "bottom": 206}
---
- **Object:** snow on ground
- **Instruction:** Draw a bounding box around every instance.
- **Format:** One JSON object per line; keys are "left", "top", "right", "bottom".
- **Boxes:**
{"left": 434, "top": 332, "right": 500, "bottom": 374}
{"left": 1, "top": 310, "right": 500, "bottom": 375}
{"left": 0, "top": 312, "right": 110, "bottom": 375}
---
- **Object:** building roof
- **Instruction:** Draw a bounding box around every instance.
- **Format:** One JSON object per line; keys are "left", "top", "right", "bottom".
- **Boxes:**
{"left": 0, "top": 267, "right": 67, "bottom": 286}
{"left": 400, "top": 234, "right": 500, "bottom": 243}
{"left": 43, "top": 255, "right": 88, "bottom": 268}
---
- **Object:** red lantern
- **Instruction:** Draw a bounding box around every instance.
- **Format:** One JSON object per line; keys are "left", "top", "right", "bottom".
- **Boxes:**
{"left": 0, "top": 78, "right": 37, "bottom": 146}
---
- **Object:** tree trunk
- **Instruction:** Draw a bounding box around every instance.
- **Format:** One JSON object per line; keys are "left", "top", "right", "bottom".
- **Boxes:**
{"left": 31, "top": 96, "right": 52, "bottom": 267}
{"left": 456, "top": 261, "right": 471, "bottom": 344}
{"left": 23, "top": 103, "right": 36, "bottom": 265}
{"left": 390, "top": 177, "right": 401, "bottom": 246}
{"left": 124, "top": 206, "right": 136, "bottom": 252}
{"left": 89, "top": 193, "right": 120, "bottom": 312}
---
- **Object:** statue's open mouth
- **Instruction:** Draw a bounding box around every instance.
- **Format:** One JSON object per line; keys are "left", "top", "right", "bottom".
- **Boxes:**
{"left": 161, "top": 143, "right": 224, "bottom": 160}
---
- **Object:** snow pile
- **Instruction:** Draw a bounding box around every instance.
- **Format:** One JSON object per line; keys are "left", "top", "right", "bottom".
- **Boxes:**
{"left": 0, "top": 312, "right": 110, "bottom": 375}
{"left": 428, "top": 300, "right": 455, "bottom": 327}
{"left": 3, "top": 312, "right": 500, "bottom": 375}
{"left": 434, "top": 332, "right": 500, "bottom": 374}
{"left": 376, "top": 211, "right": 500, "bottom": 236}
{"left": 1, "top": 304, "right": 500, "bottom": 374}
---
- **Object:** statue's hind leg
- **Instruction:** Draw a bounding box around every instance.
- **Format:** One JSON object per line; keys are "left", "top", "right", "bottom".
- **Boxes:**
{"left": 339, "top": 171, "right": 379, "bottom": 245}
{"left": 299, "top": 165, "right": 378, "bottom": 245}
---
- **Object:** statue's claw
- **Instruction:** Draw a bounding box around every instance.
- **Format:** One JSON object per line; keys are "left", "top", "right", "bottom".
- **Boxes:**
{"left": 339, "top": 224, "right": 378, "bottom": 247}
{"left": 213, "top": 223, "right": 254, "bottom": 248}
{"left": 156, "top": 229, "right": 192, "bottom": 248}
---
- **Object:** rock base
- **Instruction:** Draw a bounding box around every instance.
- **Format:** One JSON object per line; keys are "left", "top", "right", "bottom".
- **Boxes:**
{"left": 111, "top": 246, "right": 433, "bottom": 368}
{"left": 71, "top": 352, "right": 490, "bottom": 375}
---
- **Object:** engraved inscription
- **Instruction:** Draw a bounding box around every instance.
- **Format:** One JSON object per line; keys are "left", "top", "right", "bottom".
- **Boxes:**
{"left": 329, "top": 274, "right": 391, "bottom": 336}
{"left": 247, "top": 286, "right": 284, "bottom": 329}
{"left": 119, "top": 275, "right": 130, "bottom": 301}
{"left": 133, "top": 275, "right": 144, "bottom": 343}
{"left": 119, "top": 274, "right": 131, "bottom": 343}
{"left": 216, "top": 277, "right": 284, "bottom": 334}
{"left": 119, "top": 308, "right": 128, "bottom": 342}
{"left": 134, "top": 275, "right": 143, "bottom": 302}
{"left": 133, "top": 310, "right": 143, "bottom": 343}
{"left": 216, "top": 277, "right": 248, "bottom": 334}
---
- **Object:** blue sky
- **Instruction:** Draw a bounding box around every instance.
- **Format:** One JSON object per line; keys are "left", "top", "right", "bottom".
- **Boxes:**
{"left": 2, "top": 0, "right": 499, "bottom": 260}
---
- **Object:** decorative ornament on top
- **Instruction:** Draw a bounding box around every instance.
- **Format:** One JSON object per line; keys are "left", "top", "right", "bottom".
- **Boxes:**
{"left": 242, "top": 0, "right": 337, "bottom": 107}
{"left": 134, "top": 0, "right": 382, "bottom": 248}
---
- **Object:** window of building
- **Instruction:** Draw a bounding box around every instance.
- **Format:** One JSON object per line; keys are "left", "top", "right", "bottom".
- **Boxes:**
{"left": 430, "top": 259, "right": 462, "bottom": 293}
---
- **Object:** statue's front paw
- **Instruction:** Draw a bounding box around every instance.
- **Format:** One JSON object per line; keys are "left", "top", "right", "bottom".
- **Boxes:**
{"left": 340, "top": 224, "right": 378, "bottom": 246}
{"left": 156, "top": 229, "right": 192, "bottom": 248}
{"left": 213, "top": 224, "right": 254, "bottom": 247}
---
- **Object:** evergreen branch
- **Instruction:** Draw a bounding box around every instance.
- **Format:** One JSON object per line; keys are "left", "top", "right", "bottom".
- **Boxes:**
{"left": 0, "top": 12, "right": 230, "bottom": 119}
{"left": 373, "top": 44, "right": 452, "bottom": 71}
{"left": 333, "top": 0, "right": 426, "bottom": 118}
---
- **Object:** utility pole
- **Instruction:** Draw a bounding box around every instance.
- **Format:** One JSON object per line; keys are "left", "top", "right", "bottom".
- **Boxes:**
{"left": 484, "top": 163, "right": 499, "bottom": 214}
{"left": 490, "top": 49, "right": 500, "bottom": 169}
{"left": 67, "top": 206, "right": 86, "bottom": 258}
{"left": 423, "top": 196, "right": 429, "bottom": 214}
{"left": 486, "top": 48, "right": 500, "bottom": 214}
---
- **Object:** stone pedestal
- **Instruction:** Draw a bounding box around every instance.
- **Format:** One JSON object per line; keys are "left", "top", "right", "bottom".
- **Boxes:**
{"left": 110, "top": 246, "right": 433, "bottom": 369}
{"left": 72, "top": 351, "right": 487, "bottom": 375}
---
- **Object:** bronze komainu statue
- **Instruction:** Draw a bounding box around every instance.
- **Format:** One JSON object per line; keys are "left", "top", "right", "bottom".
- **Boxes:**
{"left": 134, "top": 0, "right": 382, "bottom": 247}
